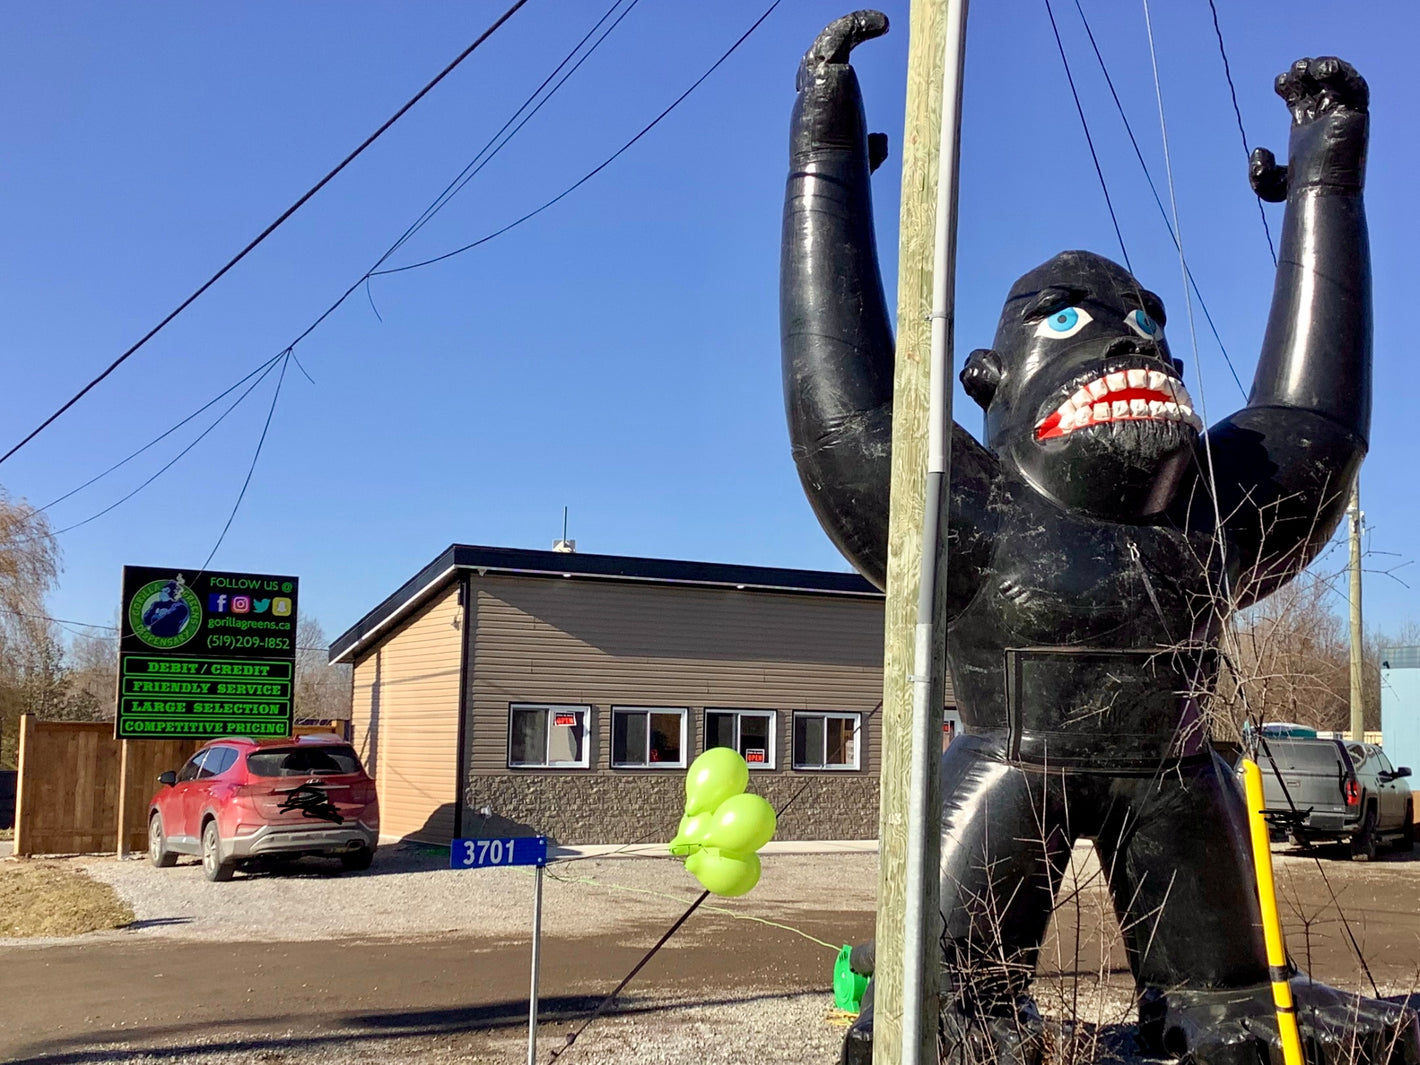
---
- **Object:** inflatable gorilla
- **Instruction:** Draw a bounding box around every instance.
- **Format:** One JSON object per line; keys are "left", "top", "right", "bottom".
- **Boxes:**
{"left": 781, "top": 12, "right": 1419, "bottom": 1065}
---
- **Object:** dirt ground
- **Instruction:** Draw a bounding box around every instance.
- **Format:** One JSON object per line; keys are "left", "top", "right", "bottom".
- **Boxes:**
{"left": 1, "top": 843, "right": 1415, "bottom": 1065}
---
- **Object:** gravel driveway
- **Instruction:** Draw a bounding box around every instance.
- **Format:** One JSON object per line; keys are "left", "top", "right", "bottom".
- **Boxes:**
{"left": 60, "top": 842, "right": 878, "bottom": 945}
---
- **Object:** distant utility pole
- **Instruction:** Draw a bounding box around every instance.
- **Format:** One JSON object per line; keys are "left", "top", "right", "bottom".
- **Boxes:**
{"left": 877, "top": 0, "right": 966, "bottom": 1062}
{"left": 1349, "top": 480, "right": 1364, "bottom": 740}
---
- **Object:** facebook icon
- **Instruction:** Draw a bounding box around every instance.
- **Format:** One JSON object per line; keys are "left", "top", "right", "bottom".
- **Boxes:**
{"left": 208, "top": 594, "right": 228, "bottom": 613}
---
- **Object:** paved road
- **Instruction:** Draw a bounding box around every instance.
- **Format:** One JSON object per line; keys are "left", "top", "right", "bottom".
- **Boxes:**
{"left": 0, "top": 908, "right": 873, "bottom": 1064}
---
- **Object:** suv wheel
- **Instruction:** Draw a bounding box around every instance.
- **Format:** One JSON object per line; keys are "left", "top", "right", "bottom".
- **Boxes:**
{"left": 1350, "top": 805, "right": 1378, "bottom": 861}
{"left": 201, "top": 820, "right": 235, "bottom": 882}
{"left": 1399, "top": 802, "right": 1416, "bottom": 852}
{"left": 148, "top": 814, "right": 177, "bottom": 868}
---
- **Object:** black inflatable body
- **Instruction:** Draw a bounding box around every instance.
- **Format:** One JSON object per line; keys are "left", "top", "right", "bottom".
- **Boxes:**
{"left": 781, "top": 12, "right": 1418, "bottom": 1065}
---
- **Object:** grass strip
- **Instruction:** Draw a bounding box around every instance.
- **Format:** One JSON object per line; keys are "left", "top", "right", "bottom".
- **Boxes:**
{"left": 0, "top": 860, "right": 135, "bottom": 937}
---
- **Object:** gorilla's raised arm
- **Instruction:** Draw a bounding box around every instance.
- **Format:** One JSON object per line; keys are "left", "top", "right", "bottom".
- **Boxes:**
{"left": 780, "top": 13, "right": 896, "bottom": 588}
{"left": 1186, "top": 59, "right": 1371, "bottom": 604}
{"left": 780, "top": 12, "right": 996, "bottom": 599}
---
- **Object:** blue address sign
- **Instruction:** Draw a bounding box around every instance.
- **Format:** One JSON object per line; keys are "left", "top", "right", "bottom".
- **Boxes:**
{"left": 451, "top": 835, "right": 549, "bottom": 869}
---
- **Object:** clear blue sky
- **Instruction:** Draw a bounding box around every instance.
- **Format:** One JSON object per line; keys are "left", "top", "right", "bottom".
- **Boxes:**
{"left": 1, "top": 0, "right": 1415, "bottom": 644}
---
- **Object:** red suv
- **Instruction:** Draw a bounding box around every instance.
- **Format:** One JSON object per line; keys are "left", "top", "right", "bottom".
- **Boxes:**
{"left": 148, "top": 736, "right": 380, "bottom": 881}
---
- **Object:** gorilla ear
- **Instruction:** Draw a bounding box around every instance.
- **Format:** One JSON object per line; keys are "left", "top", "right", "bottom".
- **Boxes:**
{"left": 961, "top": 348, "right": 1003, "bottom": 409}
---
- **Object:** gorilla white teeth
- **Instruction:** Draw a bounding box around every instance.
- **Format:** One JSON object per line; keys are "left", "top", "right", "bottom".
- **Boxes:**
{"left": 1036, "top": 367, "right": 1198, "bottom": 439}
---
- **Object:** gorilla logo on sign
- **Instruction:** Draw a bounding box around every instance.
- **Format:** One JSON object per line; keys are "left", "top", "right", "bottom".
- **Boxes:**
{"left": 780, "top": 11, "right": 1417, "bottom": 1065}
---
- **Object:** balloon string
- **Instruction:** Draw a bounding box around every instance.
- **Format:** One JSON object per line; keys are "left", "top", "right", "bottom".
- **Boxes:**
{"left": 546, "top": 889, "right": 711, "bottom": 1064}
{"left": 543, "top": 866, "right": 840, "bottom": 952}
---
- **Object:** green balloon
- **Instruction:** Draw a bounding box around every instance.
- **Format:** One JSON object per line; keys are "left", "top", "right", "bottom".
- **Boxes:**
{"left": 701, "top": 792, "right": 777, "bottom": 854}
{"left": 683, "top": 747, "right": 749, "bottom": 815}
{"left": 685, "top": 847, "right": 761, "bottom": 897}
{"left": 668, "top": 811, "right": 710, "bottom": 856}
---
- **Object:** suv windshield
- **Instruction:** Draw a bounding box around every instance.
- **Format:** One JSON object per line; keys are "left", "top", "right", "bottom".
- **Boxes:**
{"left": 1262, "top": 740, "right": 1347, "bottom": 773}
{"left": 246, "top": 746, "right": 364, "bottom": 778}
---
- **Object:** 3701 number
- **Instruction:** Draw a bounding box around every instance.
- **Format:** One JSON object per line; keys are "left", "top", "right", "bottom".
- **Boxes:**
{"left": 461, "top": 838, "right": 513, "bottom": 866}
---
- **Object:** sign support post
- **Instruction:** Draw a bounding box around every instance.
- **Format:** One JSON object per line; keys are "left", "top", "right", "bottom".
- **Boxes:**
{"left": 116, "top": 739, "right": 130, "bottom": 858}
{"left": 450, "top": 835, "right": 550, "bottom": 1064}
{"left": 528, "top": 861, "right": 544, "bottom": 1065}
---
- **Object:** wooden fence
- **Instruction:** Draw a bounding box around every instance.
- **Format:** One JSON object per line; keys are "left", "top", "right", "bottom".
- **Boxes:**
{"left": 12, "top": 717, "right": 342, "bottom": 857}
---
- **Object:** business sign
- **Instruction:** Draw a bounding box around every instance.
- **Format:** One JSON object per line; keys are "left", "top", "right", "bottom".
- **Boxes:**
{"left": 451, "top": 836, "right": 549, "bottom": 869}
{"left": 116, "top": 566, "right": 299, "bottom": 740}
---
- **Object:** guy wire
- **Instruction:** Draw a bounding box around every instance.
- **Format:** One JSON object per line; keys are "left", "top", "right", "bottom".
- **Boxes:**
{"left": 1042, "top": 0, "right": 1133, "bottom": 275}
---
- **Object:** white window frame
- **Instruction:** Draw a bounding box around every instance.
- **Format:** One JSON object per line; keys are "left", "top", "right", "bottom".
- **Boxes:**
{"left": 610, "top": 706, "right": 689, "bottom": 769}
{"left": 507, "top": 703, "right": 591, "bottom": 769}
{"left": 791, "top": 711, "right": 862, "bottom": 771}
{"left": 704, "top": 708, "right": 777, "bottom": 770}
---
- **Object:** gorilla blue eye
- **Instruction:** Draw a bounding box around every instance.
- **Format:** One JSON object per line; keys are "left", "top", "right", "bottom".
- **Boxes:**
{"left": 1126, "top": 308, "right": 1163, "bottom": 339}
{"left": 1034, "top": 306, "right": 1092, "bottom": 340}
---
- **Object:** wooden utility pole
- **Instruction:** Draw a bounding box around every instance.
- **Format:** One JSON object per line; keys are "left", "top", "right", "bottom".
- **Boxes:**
{"left": 876, "top": 0, "right": 958, "bottom": 1061}
{"left": 1348, "top": 480, "right": 1364, "bottom": 741}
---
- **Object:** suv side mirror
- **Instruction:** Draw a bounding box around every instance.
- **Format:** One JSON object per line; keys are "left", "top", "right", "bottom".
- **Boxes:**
{"left": 157, "top": 771, "right": 177, "bottom": 787}
{"left": 1396, "top": 766, "right": 1412, "bottom": 778}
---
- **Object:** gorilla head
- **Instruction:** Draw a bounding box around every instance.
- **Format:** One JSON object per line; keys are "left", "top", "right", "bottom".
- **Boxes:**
{"left": 960, "top": 251, "right": 1198, "bottom": 521}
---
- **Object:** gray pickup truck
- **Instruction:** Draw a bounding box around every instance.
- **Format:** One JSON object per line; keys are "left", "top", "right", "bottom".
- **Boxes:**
{"left": 1249, "top": 738, "right": 1414, "bottom": 859}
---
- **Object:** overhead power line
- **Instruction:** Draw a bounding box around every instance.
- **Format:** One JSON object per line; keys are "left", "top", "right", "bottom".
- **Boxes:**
{"left": 0, "top": 0, "right": 532, "bottom": 470}
{"left": 1068, "top": 0, "right": 1247, "bottom": 399}
{"left": 1205, "top": 0, "right": 1277, "bottom": 265}
{"left": 373, "top": 0, "right": 784, "bottom": 278}
{"left": 26, "top": 0, "right": 635, "bottom": 540}
{"left": 283, "top": 0, "right": 639, "bottom": 355}
{"left": 1043, "top": 0, "right": 1134, "bottom": 275}
{"left": 35, "top": 352, "right": 288, "bottom": 517}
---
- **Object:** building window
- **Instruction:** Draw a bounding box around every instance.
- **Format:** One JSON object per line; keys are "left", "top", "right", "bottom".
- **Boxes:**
{"left": 705, "top": 708, "right": 777, "bottom": 769}
{"left": 792, "top": 712, "right": 861, "bottom": 770}
{"left": 508, "top": 704, "right": 590, "bottom": 769}
{"left": 611, "top": 706, "right": 687, "bottom": 768}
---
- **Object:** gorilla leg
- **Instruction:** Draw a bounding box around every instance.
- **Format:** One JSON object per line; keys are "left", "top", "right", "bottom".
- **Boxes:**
{"left": 1098, "top": 753, "right": 1419, "bottom": 1065}
{"left": 1094, "top": 753, "right": 1269, "bottom": 992}
{"left": 843, "top": 734, "right": 1075, "bottom": 1065}
{"left": 937, "top": 734, "right": 1075, "bottom": 1010}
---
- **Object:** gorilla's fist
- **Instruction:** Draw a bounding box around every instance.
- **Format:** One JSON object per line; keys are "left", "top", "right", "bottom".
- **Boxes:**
{"left": 1250, "top": 56, "right": 1368, "bottom": 201}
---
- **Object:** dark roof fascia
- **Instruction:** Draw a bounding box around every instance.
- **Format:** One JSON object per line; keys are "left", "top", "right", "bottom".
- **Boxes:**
{"left": 329, "top": 543, "right": 880, "bottom": 665}
{"left": 328, "top": 546, "right": 460, "bottom": 664}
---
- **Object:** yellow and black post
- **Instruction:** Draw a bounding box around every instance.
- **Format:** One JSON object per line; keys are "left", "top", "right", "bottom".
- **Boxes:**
{"left": 1240, "top": 758, "right": 1305, "bottom": 1065}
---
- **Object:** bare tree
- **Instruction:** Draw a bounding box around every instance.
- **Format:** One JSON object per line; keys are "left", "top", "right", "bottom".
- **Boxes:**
{"left": 1228, "top": 570, "right": 1355, "bottom": 732}
{"left": 65, "top": 626, "right": 120, "bottom": 721}
{"left": 293, "top": 617, "right": 351, "bottom": 724}
{"left": 0, "top": 491, "right": 62, "bottom": 767}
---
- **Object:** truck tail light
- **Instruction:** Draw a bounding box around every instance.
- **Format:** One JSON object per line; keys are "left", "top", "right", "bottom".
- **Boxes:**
{"left": 1344, "top": 779, "right": 1360, "bottom": 806}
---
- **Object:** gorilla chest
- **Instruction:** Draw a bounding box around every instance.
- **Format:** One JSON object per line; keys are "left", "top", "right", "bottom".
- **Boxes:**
{"left": 979, "top": 505, "right": 1214, "bottom": 648}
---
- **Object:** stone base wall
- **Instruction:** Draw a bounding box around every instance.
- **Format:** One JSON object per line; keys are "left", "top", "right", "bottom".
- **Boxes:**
{"left": 463, "top": 773, "right": 879, "bottom": 845}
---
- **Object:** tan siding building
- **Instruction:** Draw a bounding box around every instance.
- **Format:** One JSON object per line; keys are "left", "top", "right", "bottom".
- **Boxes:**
{"left": 350, "top": 586, "right": 462, "bottom": 841}
{"left": 333, "top": 545, "right": 943, "bottom": 845}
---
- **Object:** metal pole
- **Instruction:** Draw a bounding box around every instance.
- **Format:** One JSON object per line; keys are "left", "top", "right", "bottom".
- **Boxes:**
{"left": 902, "top": 2, "right": 969, "bottom": 1063}
{"left": 528, "top": 862, "right": 544, "bottom": 1065}
{"left": 1348, "top": 480, "right": 1364, "bottom": 741}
